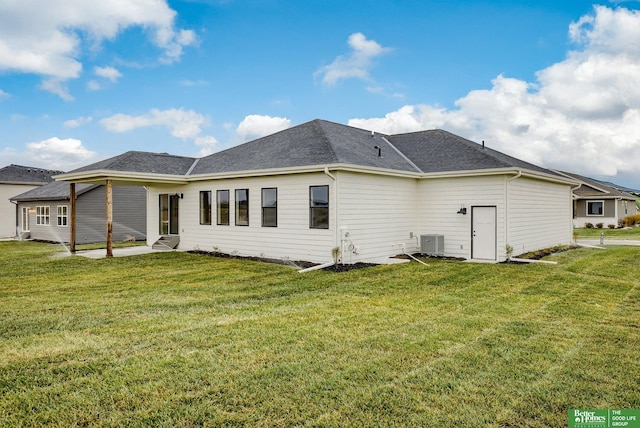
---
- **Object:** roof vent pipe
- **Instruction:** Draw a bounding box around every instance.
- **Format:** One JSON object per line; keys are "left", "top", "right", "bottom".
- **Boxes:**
{"left": 371, "top": 130, "right": 375, "bottom": 137}
{"left": 374, "top": 145, "right": 381, "bottom": 157}
{"left": 482, "top": 140, "right": 485, "bottom": 149}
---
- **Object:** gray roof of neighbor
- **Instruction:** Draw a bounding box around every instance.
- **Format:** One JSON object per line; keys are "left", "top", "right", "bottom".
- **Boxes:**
{"left": 0, "top": 164, "right": 64, "bottom": 184}
{"left": 11, "top": 181, "right": 97, "bottom": 202}
{"left": 64, "top": 119, "right": 562, "bottom": 179}
{"left": 557, "top": 171, "right": 637, "bottom": 199}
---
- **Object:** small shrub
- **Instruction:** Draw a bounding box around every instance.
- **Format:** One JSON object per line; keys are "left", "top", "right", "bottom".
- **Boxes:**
{"left": 331, "top": 246, "right": 341, "bottom": 270}
{"left": 585, "top": 222, "right": 594, "bottom": 229}
{"left": 622, "top": 213, "right": 640, "bottom": 227}
{"left": 596, "top": 223, "right": 604, "bottom": 229}
{"left": 608, "top": 224, "right": 616, "bottom": 229}
{"left": 505, "top": 244, "right": 513, "bottom": 260}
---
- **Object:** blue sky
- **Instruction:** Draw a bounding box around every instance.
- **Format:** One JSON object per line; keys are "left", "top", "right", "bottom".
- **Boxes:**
{"left": 1, "top": 0, "right": 640, "bottom": 188}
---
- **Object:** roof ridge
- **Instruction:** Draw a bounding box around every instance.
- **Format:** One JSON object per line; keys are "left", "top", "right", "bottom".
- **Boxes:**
{"left": 186, "top": 158, "right": 200, "bottom": 176}
{"left": 380, "top": 136, "right": 423, "bottom": 173}
{"left": 314, "top": 120, "right": 341, "bottom": 163}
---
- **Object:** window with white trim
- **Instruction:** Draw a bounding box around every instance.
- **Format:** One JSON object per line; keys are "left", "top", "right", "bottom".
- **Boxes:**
{"left": 309, "top": 185, "right": 329, "bottom": 229}
{"left": 21, "top": 207, "right": 30, "bottom": 232}
{"left": 217, "top": 190, "right": 229, "bottom": 225}
{"left": 235, "top": 189, "right": 249, "bottom": 226}
{"left": 587, "top": 200, "right": 604, "bottom": 216}
{"left": 261, "top": 188, "right": 277, "bottom": 227}
{"left": 200, "top": 191, "right": 212, "bottom": 225}
{"left": 57, "top": 205, "right": 68, "bottom": 226}
{"left": 36, "top": 206, "right": 50, "bottom": 225}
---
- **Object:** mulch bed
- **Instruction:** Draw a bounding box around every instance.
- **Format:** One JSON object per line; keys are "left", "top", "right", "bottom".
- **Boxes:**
{"left": 502, "top": 245, "right": 579, "bottom": 263}
{"left": 188, "top": 250, "right": 379, "bottom": 272}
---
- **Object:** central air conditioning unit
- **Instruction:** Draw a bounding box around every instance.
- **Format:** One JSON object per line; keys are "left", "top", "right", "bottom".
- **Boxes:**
{"left": 421, "top": 234, "right": 444, "bottom": 256}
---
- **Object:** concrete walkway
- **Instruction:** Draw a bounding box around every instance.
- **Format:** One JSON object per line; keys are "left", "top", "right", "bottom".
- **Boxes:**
{"left": 71, "top": 246, "right": 168, "bottom": 259}
{"left": 576, "top": 239, "right": 640, "bottom": 247}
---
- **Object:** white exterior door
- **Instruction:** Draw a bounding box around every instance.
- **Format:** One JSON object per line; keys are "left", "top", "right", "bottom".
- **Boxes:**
{"left": 472, "top": 206, "right": 496, "bottom": 260}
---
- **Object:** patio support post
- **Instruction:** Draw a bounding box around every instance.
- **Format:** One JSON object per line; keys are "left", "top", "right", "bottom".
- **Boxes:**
{"left": 70, "top": 183, "right": 76, "bottom": 254}
{"left": 106, "top": 179, "right": 113, "bottom": 258}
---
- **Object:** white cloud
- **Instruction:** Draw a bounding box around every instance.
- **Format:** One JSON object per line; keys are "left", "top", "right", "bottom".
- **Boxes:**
{"left": 25, "top": 137, "right": 97, "bottom": 170}
{"left": 195, "top": 135, "right": 218, "bottom": 157}
{"left": 87, "top": 80, "right": 102, "bottom": 91}
{"left": 39, "top": 78, "right": 73, "bottom": 101}
{"left": 236, "top": 115, "right": 292, "bottom": 141}
{"left": 349, "top": 6, "right": 640, "bottom": 184}
{"left": 0, "top": 0, "right": 195, "bottom": 98}
{"left": 101, "top": 108, "right": 209, "bottom": 140}
{"left": 0, "top": 88, "right": 9, "bottom": 99}
{"left": 64, "top": 116, "right": 93, "bottom": 128}
{"left": 314, "top": 33, "right": 392, "bottom": 86}
{"left": 179, "top": 79, "right": 209, "bottom": 87}
{"left": 94, "top": 66, "right": 122, "bottom": 82}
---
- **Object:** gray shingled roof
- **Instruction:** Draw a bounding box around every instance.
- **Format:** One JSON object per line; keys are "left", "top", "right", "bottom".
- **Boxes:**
{"left": 11, "top": 181, "right": 96, "bottom": 202}
{"left": 64, "top": 120, "right": 562, "bottom": 179}
{"left": 557, "top": 171, "right": 637, "bottom": 199}
{"left": 191, "top": 119, "right": 415, "bottom": 175}
{"left": 68, "top": 151, "right": 197, "bottom": 175}
{"left": 387, "top": 129, "right": 557, "bottom": 175}
{"left": 0, "top": 164, "right": 64, "bottom": 184}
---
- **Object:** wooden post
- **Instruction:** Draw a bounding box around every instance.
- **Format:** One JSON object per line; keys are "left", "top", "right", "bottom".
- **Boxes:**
{"left": 106, "top": 179, "right": 113, "bottom": 258}
{"left": 70, "top": 183, "right": 76, "bottom": 254}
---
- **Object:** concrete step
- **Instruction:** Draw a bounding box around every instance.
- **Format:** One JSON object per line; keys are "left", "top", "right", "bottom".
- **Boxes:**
{"left": 152, "top": 235, "right": 180, "bottom": 250}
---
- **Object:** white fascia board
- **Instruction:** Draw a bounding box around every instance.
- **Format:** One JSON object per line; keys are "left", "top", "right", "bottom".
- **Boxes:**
{"left": 186, "top": 163, "right": 420, "bottom": 181}
{"left": 419, "top": 167, "right": 578, "bottom": 186}
{"left": 53, "top": 170, "right": 188, "bottom": 185}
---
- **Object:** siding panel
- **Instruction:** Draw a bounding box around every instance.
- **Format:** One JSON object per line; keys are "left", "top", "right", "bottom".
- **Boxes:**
{"left": 508, "top": 177, "right": 572, "bottom": 256}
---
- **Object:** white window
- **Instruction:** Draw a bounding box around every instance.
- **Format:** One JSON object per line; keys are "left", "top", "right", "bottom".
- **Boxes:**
{"left": 587, "top": 201, "right": 604, "bottom": 216}
{"left": 57, "top": 205, "right": 68, "bottom": 227}
{"left": 36, "top": 206, "right": 50, "bottom": 225}
{"left": 21, "top": 207, "right": 30, "bottom": 232}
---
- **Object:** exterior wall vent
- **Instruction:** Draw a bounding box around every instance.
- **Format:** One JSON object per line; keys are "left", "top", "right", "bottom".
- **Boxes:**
{"left": 420, "top": 234, "right": 444, "bottom": 256}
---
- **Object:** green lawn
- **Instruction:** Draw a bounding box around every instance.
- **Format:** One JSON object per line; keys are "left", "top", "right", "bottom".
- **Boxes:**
{"left": 1, "top": 241, "right": 639, "bottom": 427}
{"left": 574, "top": 226, "right": 640, "bottom": 240}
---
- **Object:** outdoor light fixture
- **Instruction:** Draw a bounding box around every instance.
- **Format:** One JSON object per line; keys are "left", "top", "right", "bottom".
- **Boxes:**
{"left": 457, "top": 205, "right": 467, "bottom": 215}
{"left": 174, "top": 193, "right": 183, "bottom": 199}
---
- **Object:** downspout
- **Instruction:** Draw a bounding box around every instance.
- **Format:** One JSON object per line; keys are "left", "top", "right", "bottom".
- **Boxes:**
{"left": 324, "top": 167, "right": 338, "bottom": 260}
{"left": 505, "top": 170, "right": 522, "bottom": 260}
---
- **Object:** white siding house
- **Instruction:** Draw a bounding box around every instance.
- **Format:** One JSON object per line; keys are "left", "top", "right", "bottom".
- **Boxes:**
{"left": 0, "top": 165, "right": 63, "bottom": 238}
{"left": 55, "top": 120, "right": 577, "bottom": 263}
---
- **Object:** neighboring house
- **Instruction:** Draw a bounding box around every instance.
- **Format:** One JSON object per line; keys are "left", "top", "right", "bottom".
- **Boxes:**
{"left": 553, "top": 170, "right": 639, "bottom": 228}
{"left": 0, "top": 164, "right": 63, "bottom": 239}
{"left": 55, "top": 119, "right": 577, "bottom": 263}
{"left": 11, "top": 181, "right": 147, "bottom": 244}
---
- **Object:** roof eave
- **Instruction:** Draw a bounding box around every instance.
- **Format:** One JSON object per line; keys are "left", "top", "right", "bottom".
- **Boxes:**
{"left": 0, "top": 181, "right": 48, "bottom": 185}
{"left": 54, "top": 170, "right": 188, "bottom": 185}
{"left": 187, "top": 163, "right": 421, "bottom": 181}
{"left": 419, "top": 167, "right": 578, "bottom": 185}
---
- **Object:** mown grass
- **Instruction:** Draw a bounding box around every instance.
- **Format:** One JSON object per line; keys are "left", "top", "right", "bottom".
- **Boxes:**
{"left": 1, "top": 241, "right": 639, "bottom": 427}
{"left": 574, "top": 226, "right": 640, "bottom": 239}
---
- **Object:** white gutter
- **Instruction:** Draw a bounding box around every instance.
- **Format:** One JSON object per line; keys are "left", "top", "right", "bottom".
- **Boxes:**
{"left": 53, "top": 170, "right": 188, "bottom": 185}
{"left": 298, "top": 261, "right": 335, "bottom": 273}
{"left": 509, "top": 257, "right": 557, "bottom": 265}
